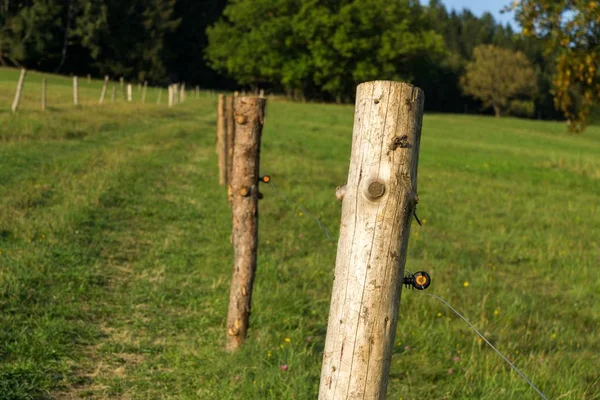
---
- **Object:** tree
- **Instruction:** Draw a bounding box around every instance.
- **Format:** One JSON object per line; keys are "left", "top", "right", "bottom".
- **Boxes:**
{"left": 512, "top": 0, "right": 600, "bottom": 132}
{"left": 461, "top": 45, "right": 537, "bottom": 117}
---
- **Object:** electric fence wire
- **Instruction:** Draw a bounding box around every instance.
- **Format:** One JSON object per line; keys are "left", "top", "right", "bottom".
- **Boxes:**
{"left": 422, "top": 292, "right": 549, "bottom": 400}
{"left": 268, "top": 182, "right": 334, "bottom": 241}
{"left": 265, "top": 181, "right": 548, "bottom": 400}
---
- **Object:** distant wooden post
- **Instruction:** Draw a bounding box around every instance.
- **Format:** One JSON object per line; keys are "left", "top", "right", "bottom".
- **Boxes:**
{"left": 168, "top": 85, "right": 173, "bottom": 107}
{"left": 41, "top": 77, "right": 47, "bottom": 111}
{"left": 226, "top": 94, "right": 236, "bottom": 191}
{"left": 141, "top": 81, "right": 148, "bottom": 104}
{"left": 318, "top": 81, "right": 424, "bottom": 400}
{"left": 73, "top": 76, "right": 79, "bottom": 106}
{"left": 217, "top": 94, "right": 228, "bottom": 185}
{"left": 111, "top": 86, "right": 117, "bottom": 103}
{"left": 259, "top": 89, "right": 265, "bottom": 98}
{"left": 120, "top": 77, "right": 125, "bottom": 99}
{"left": 181, "top": 83, "right": 186, "bottom": 103}
{"left": 226, "top": 96, "right": 266, "bottom": 351}
{"left": 99, "top": 75, "right": 109, "bottom": 104}
{"left": 157, "top": 88, "right": 162, "bottom": 105}
{"left": 127, "top": 84, "right": 132, "bottom": 102}
{"left": 11, "top": 68, "right": 27, "bottom": 113}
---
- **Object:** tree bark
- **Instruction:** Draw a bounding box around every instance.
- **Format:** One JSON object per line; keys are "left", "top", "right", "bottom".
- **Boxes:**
{"left": 225, "top": 96, "right": 266, "bottom": 351}
{"left": 319, "top": 81, "right": 425, "bottom": 399}
{"left": 226, "top": 94, "right": 236, "bottom": 189}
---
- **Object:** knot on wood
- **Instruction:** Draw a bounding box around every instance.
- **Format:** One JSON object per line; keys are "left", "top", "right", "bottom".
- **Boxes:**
{"left": 239, "top": 187, "right": 250, "bottom": 197}
{"left": 366, "top": 180, "right": 385, "bottom": 200}
{"left": 389, "top": 135, "right": 410, "bottom": 150}
{"left": 236, "top": 114, "right": 248, "bottom": 125}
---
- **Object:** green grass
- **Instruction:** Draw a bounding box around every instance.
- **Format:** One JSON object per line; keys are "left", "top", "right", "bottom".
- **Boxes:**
{"left": 0, "top": 67, "right": 599, "bottom": 399}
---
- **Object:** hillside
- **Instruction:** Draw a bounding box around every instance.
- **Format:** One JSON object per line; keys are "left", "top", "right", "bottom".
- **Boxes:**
{"left": 1, "top": 68, "right": 599, "bottom": 399}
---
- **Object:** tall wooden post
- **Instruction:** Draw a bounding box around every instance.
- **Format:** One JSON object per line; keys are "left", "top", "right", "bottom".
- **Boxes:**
{"left": 11, "top": 68, "right": 26, "bottom": 113}
{"left": 168, "top": 85, "right": 173, "bottom": 107}
{"left": 99, "top": 75, "right": 109, "bottom": 104}
{"left": 217, "top": 94, "right": 228, "bottom": 185}
{"left": 73, "top": 76, "right": 79, "bottom": 106}
{"left": 318, "top": 81, "right": 425, "bottom": 399}
{"left": 127, "top": 84, "right": 132, "bottom": 102}
{"left": 226, "top": 94, "right": 236, "bottom": 188}
{"left": 141, "top": 81, "right": 148, "bottom": 104}
{"left": 41, "top": 77, "right": 47, "bottom": 111}
{"left": 225, "top": 96, "right": 266, "bottom": 351}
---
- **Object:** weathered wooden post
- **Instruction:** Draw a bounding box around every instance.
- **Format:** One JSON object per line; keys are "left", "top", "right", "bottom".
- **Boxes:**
{"left": 41, "top": 77, "right": 47, "bottom": 111}
{"left": 217, "top": 94, "right": 228, "bottom": 185}
{"left": 157, "top": 88, "right": 162, "bottom": 105}
{"left": 127, "top": 84, "right": 132, "bottom": 102}
{"left": 181, "top": 83, "right": 186, "bottom": 103}
{"left": 168, "top": 85, "right": 173, "bottom": 107}
{"left": 226, "top": 93, "right": 236, "bottom": 192}
{"left": 73, "top": 76, "right": 79, "bottom": 106}
{"left": 318, "top": 81, "right": 425, "bottom": 400}
{"left": 225, "top": 96, "right": 266, "bottom": 351}
{"left": 120, "top": 77, "right": 125, "bottom": 99}
{"left": 141, "top": 81, "right": 148, "bottom": 104}
{"left": 99, "top": 75, "right": 109, "bottom": 104}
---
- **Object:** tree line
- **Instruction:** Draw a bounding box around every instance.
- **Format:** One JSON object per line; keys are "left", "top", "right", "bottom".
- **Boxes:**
{"left": 1, "top": 0, "right": 598, "bottom": 128}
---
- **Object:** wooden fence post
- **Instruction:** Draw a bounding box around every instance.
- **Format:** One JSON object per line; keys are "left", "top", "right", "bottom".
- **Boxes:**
{"left": 141, "top": 81, "right": 148, "bottom": 104}
{"left": 120, "top": 77, "right": 125, "bottom": 99}
{"left": 73, "top": 76, "right": 79, "bottom": 106}
{"left": 41, "top": 77, "right": 47, "bottom": 111}
{"left": 181, "top": 83, "right": 186, "bottom": 103}
{"left": 318, "top": 81, "right": 425, "bottom": 399}
{"left": 217, "top": 94, "right": 228, "bottom": 185}
{"left": 226, "top": 94, "right": 236, "bottom": 195}
{"left": 225, "top": 96, "right": 266, "bottom": 351}
{"left": 111, "top": 86, "right": 117, "bottom": 103}
{"left": 99, "top": 75, "right": 109, "bottom": 104}
{"left": 168, "top": 85, "right": 173, "bottom": 107}
{"left": 127, "top": 84, "right": 132, "bottom": 102}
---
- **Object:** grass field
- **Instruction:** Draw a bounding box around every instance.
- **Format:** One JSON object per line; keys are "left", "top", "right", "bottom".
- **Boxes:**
{"left": 1, "top": 67, "right": 599, "bottom": 399}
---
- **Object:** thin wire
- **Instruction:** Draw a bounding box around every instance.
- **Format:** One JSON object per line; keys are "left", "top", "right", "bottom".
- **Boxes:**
{"left": 268, "top": 183, "right": 334, "bottom": 241}
{"left": 422, "top": 292, "right": 549, "bottom": 400}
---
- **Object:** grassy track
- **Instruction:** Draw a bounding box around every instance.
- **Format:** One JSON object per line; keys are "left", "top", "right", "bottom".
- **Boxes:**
{"left": 1, "top": 67, "right": 599, "bottom": 399}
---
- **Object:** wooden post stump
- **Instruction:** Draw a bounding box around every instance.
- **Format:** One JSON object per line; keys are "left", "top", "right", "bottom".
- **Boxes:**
{"left": 41, "top": 77, "right": 47, "bottom": 111}
{"left": 217, "top": 94, "right": 228, "bottom": 185}
{"left": 99, "top": 75, "right": 109, "bottom": 104}
{"left": 141, "top": 81, "right": 148, "bottom": 104}
{"left": 73, "top": 76, "right": 79, "bottom": 106}
{"left": 318, "top": 81, "right": 425, "bottom": 399}
{"left": 226, "top": 94, "right": 236, "bottom": 194}
{"left": 225, "top": 96, "right": 266, "bottom": 351}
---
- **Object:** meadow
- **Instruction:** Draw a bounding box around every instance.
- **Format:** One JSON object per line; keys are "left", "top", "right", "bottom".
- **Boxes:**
{"left": 0, "top": 67, "right": 599, "bottom": 399}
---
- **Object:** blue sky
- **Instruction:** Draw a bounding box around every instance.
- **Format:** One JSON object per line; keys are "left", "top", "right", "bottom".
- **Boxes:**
{"left": 424, "top": 0, "right": 518, "bottom": 27}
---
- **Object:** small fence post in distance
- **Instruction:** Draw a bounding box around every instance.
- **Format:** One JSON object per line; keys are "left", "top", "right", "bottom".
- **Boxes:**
{"left": 99, "top": 75, "right": 109, "bottom": 104}
{"left": 225, "top": 96, "right": 266, "bottom": 351}
{"left": 41, "top": 77, "right": 47, "bottom": 111}
{"left": 73, "top": 76, "right": 79, "bottom": 106}
{"left": 318, "top": 80, "right": 425, "bottom": 399}
{"left": 217, "top": 94, "right": 228, "bottom": 185}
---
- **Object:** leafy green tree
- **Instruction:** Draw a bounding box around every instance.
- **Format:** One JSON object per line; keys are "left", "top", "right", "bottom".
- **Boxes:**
{"left": 512, "top": 0, "right": 600, "bottom": 131}
{"left": 461, "top": 45, "right": 537, "bottom": 117}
